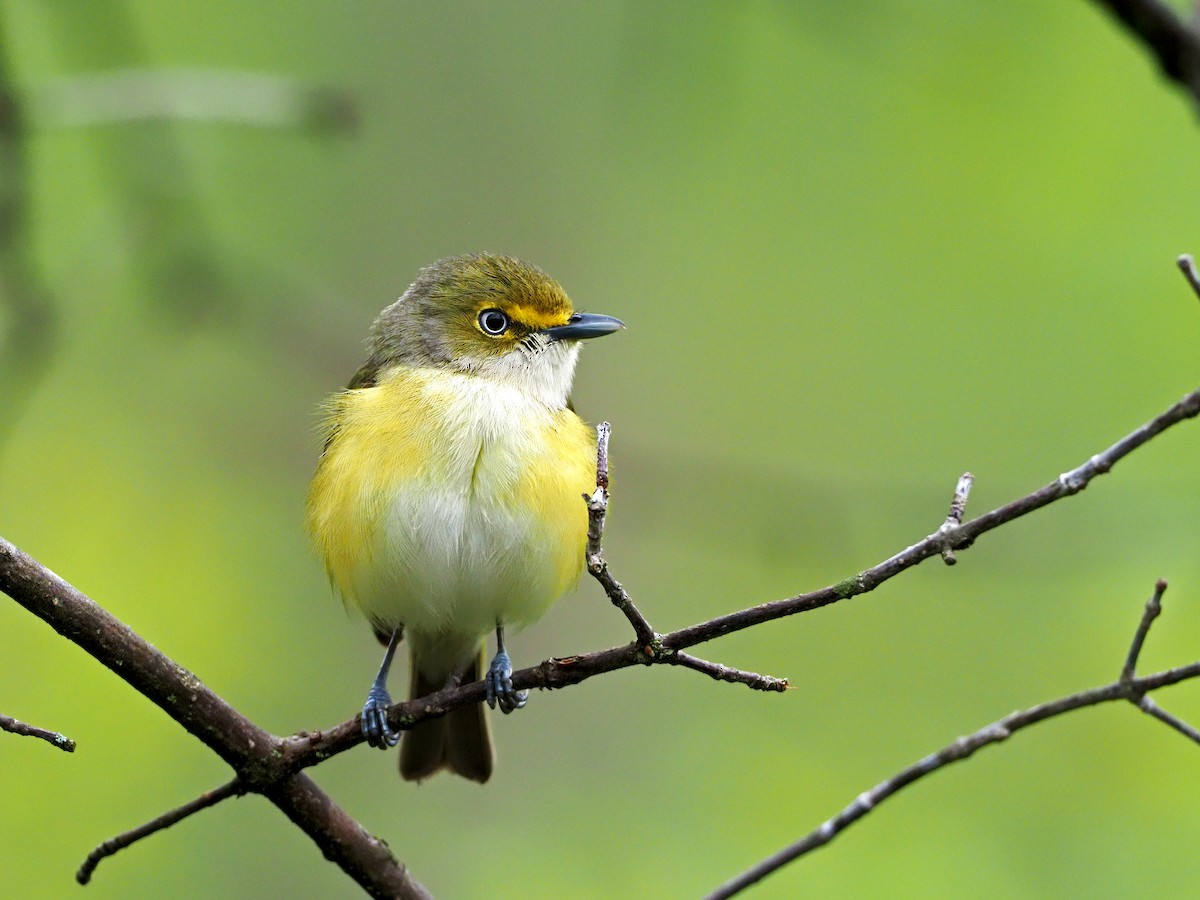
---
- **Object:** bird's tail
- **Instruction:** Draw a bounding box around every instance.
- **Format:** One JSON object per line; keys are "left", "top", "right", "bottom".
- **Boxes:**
{"left": 399, "top": 647, "right": 493, "bottom": 783}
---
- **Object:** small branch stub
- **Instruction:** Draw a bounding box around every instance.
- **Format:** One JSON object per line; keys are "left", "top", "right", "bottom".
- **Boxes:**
{"left": 594, "top": 420, "right": 611, "bottom": 490}
{"left": 0, "top": 712, "right": 75, "bottom": 752}
{"left": 1121, "top": 579, "right": 1166, "bottom": 683}
{"left": 1177, "top": 254, "right": 1200, "bottom": 301}
{"left": 672, "top": 652, "right": 790, "bottom": 692}
{"left": 936, "top": 472, "right": 974, "bottom": 564}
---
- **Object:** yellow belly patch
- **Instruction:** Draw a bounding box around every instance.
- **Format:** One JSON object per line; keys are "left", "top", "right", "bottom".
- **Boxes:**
{"left": 307, "top": 367, "right": 595, "bottom": 646}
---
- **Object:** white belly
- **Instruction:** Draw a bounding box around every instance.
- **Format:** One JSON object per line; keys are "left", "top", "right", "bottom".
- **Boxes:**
{"left": 349, "top": 377, "right": 573, "bottom": 671}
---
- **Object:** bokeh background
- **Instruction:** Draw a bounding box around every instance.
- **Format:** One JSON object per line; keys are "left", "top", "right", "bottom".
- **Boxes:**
{"left": 3, "top": 2, "right": 1200, "bottom": 897}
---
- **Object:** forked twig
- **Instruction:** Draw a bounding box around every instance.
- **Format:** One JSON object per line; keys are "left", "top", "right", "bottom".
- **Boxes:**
{"left": 584, "top": 422, "right": 656, "bottom": 648}
{"left": 583, "top": 423, "right": 786, "bottom": 689}
{"left": 707, "top": 580, "right": 1200, "bottom": 899}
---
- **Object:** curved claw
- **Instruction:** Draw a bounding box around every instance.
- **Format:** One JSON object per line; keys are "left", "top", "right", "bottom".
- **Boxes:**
{"left": 485, "top": 650, "right": 529, "bottom": 715}
{"left": 362, "top": 685, "right": 400, "bottom": 748}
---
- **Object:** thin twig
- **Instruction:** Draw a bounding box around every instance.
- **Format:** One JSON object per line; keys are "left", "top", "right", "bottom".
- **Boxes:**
{"left": 705, "top": 582, "right": 1200, "bottom": 899}
{"left": 1121, "top": 578, "right": 1166, "bottom": 682}
{"left": 1136, "top": 696, "right": 1200, "bottom": 745}
{"left": 77, "top": 780, "right": 246, "bottom": 885}
{"left": 594, "top": 419, "right": 611, "bottom": 490}
{"left": 585, "top": 422, "right": 657, "bottom": 648}
{"left": 1177, "top": 254, "right": 1200, "bottom": 300}
{"left": 0, "top": 712, "right": 74, "bottom": 751}
{"left": 1114, "top": 579, "right": 1200, "bottom": 745}
{"left": 0, "top": 28, "right": 58, "bottom": 455}
{"left": 671, "top": 652, "right": 790, "bottom": 692}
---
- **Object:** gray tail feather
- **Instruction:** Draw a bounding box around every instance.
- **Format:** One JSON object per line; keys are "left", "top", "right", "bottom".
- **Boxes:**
{"left": 399, "top": 649, "right": 493, "bottom": 783}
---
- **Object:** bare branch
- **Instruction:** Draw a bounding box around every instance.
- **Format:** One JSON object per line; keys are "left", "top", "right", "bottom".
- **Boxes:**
{"left": 671, "top": 652, "right": 789, "bottom": 692}
{"left": 1136, "top": 695, "right": 1200, "bottom": 745}
{"left": 666, "top": 384, "right": 1200, "bottom": 651}
{"left": 706, "top": 582, "right": 1200, "bottom": 899}
{"left": 1177, "top": 253, "right": 1200, "bottom": 300}
{"left": 1090, "top": 0, "right": 1200, "bottom": 103}
{"left": 0, "top": 712, "right": 74, "bottom": 751}
{"left": 77, "top": 780, "right": 246, "bottom": 885}
{"left": 1121, "top": 578, "right": 1166, "bottom": 682}
{"left": 1114, "top": 579, "right": 1200, "bottom": 746}
{"left": 585, "top": 422, "right": 657, "bottom": 648}
{"left": 0, "top": 536, "right": 428, "bottom": 898}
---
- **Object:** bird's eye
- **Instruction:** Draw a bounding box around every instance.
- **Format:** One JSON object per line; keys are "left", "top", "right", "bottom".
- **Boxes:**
{"left": 478, "top": 309, "right": 510, "bottom": 336}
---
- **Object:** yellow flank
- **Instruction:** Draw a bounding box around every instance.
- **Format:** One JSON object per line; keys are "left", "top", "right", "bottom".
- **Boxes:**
{"left": 306, "top": 364, "right": 595, "bottom": 676}
{"left": 307, "top": 366, "right": 431, "bottom": 595}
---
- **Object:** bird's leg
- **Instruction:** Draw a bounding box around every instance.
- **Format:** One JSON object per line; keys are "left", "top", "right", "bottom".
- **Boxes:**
{"left": 485, "top": 622, "right": 528, "bottom": 714}
{"left": 362, "top": 626, "right": 403, "bottom": 748}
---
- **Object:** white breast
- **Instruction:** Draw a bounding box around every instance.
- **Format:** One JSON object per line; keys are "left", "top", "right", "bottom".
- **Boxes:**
{"left": 351, "top": 373, "right": 570, "bottom": 661}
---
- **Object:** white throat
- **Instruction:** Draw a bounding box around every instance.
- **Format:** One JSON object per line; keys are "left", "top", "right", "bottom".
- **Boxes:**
{"left": 463, "top": 338, "right": 582, "bottom": 409}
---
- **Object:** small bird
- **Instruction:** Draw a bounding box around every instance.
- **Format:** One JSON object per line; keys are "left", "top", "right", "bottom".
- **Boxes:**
{"left": 307, "top": 253, "right": 623, "bottom": 782}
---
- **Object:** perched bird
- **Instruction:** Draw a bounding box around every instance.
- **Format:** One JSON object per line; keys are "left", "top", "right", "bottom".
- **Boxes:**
{"left": 307, "top": 253, "right": 623, "bottom": 782}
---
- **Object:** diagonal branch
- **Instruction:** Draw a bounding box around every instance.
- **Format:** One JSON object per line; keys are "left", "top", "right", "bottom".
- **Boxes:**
{"left": 1136, "top": 696, "right": 1200, "bottom": 745}
{"left": 1176, "top": 253, "right": 1200, "bottom": 300}
{"left": 664, "top": 382, "right": 1200, "bottom": 651}
{"left": 77, "top": 779, "right": 246, "bottom": 885}
{"left": 0, "top": 536, "right": 429, "bottom": 899}
{"left": 1090, "top": 0, "right": 1200, "bottom": 103}
{"left": 671, "top": 652, "right": 790, "bottom": 692}
{"left": 1121, "top": 578, "right": 1165, "bottom": 682}
{"left": 705, "top": 581, "right": 1200, "bottom": 899}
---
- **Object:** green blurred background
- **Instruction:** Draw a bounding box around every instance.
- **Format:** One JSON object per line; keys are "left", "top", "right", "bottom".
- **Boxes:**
{"left": 3, "top": 1, "right": 1200, "bottom": 897}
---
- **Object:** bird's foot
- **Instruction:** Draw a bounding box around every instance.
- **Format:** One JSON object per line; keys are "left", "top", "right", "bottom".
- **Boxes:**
{"left": 485, "top": 649, "right": 528, "bottom": 714}
{"left": 361, "top": 684, "right": 400, "bottom": 748}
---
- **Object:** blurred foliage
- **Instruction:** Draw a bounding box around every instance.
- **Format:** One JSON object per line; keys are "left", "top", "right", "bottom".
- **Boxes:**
{"left": 2, "top": 2, "right": 1200, "bottom": 898}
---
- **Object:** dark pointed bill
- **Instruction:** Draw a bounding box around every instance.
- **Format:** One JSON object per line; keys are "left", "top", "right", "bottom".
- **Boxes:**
{"left": 542, "top": 313, "right": 625, "bottom": 342}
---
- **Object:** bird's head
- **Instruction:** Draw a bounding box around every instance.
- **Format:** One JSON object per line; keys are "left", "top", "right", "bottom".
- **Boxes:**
{"left": 365, "top": 253, "right": 623, "bottom": 407}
